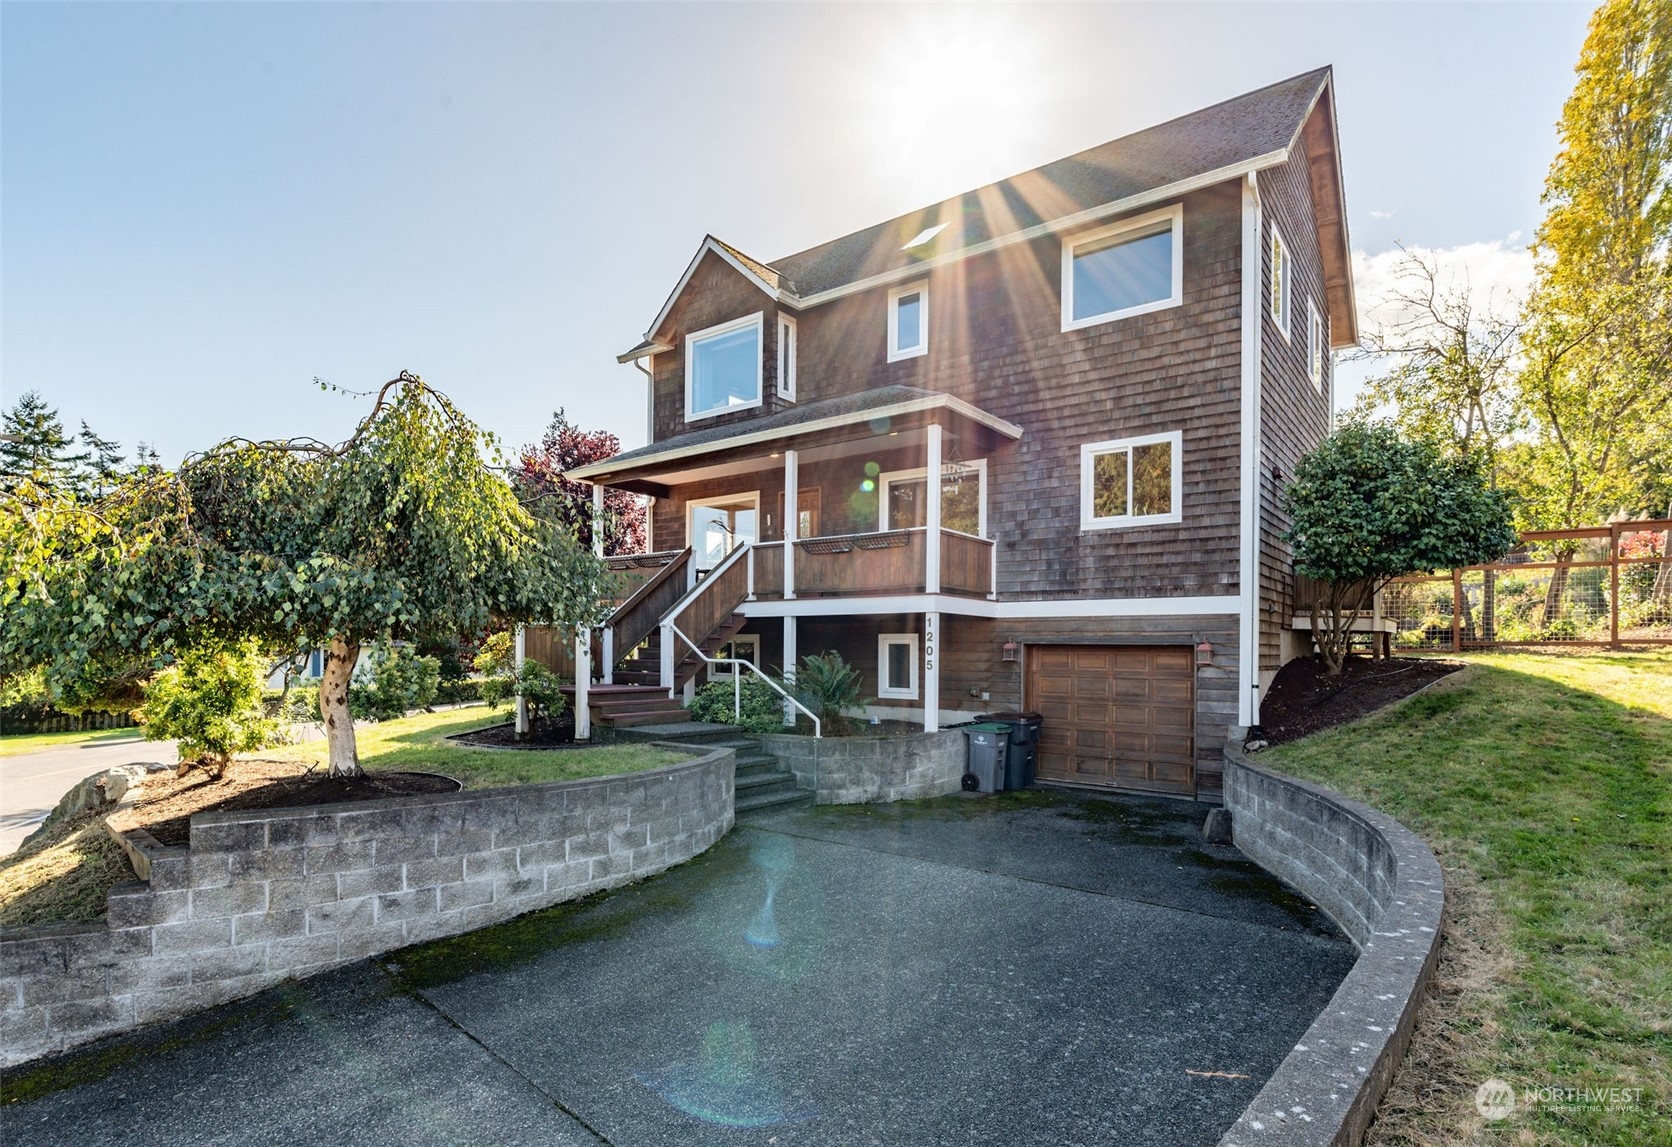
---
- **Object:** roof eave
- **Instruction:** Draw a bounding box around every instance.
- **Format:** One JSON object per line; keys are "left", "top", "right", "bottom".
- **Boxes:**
{"left": 568, "top": 393, "right": 1023, "bottom": 485}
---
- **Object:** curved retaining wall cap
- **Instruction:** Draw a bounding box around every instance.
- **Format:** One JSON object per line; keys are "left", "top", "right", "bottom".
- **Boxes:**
{"left": 1217, "top": 739, "right": 1444, "bottom": 1147}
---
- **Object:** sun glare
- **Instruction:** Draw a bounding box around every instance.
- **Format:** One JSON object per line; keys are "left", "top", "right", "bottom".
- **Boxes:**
{"left": 858, "top": 10, "right": 1050, "bottom": 208}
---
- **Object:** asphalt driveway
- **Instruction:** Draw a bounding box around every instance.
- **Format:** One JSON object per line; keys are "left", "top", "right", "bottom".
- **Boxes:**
{"left": 2, "top": 792, "right": 1355, "bottom": 1146}
{"left": 0, "top": 735, "right": 175, "bottom": 855}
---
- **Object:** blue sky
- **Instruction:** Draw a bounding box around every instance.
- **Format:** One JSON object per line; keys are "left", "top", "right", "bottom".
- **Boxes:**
{"left": 2, "top": 2, "right": 1593, "bottom": 465}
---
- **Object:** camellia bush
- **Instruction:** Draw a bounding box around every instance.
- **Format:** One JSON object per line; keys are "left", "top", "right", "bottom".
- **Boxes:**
{"left": 690, "top": 675, "right": 786, "bottom": 734}
{"left": 474, "top": 631, "right": 569, "bottom": 729}
{"left": 1284, "top": 423, "right": 1518, "bottom": 673}
{"left": 138, "top": 641, "right": 277, "bottom": 775}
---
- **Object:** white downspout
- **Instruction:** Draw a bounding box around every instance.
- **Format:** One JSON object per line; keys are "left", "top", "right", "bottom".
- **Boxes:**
{"left": 1239, "top": 172, "right": 1264, "bottom": 730}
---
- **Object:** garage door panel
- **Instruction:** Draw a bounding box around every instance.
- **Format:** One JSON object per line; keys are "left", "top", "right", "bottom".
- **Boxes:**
{"left": 1028, "top": 644, "right": 1195, "bottom": 795}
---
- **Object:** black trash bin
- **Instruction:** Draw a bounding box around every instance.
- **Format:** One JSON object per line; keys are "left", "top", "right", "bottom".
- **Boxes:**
{"left": 980, "top": 711, "right": 1042, "bottom": 790}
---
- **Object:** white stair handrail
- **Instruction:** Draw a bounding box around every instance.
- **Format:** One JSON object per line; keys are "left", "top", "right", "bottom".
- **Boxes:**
{"left": 668, "top": 623, "right": 822, "bottom": 739}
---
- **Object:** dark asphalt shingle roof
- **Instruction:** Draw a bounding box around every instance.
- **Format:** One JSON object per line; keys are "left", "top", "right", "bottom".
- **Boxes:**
{"left": 766, "top": 68, "right": 1330, "bottom": 298}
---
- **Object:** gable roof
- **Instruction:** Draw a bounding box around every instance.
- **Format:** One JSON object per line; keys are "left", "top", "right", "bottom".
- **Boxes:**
{"left": 623, "top": 67, "right": 1354, "bottom": 359}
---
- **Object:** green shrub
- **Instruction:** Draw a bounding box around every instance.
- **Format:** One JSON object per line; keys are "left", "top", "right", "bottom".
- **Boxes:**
{"left": 475, "top": 631, "right": 568, "bottom": 727}
{"left": 793, "top": 651, "right": 867, "bottom": 735}
{"left": 350, "top": 645, "right": 441, "bottom": 721}
{"left": 263, "top": 681, "right": 321, "bottom": 725}
{"left": 690, "top": 674, "right": 786, "bottom": 734}
{"left": 139, "top": 641, "right": 277, "bottom": 767}
{"left": 433, "top": 677, "right": 483, "bottom": 705}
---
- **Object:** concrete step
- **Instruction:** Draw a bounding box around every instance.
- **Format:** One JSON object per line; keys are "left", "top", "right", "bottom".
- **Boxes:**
{"left": 608, "top": 710, "right": 693, "bottom": 727}
{"left": 735, "top": 787, "right": 814, "bottom": 816}
{"left": 606, "top": 721, "right": 745, "bottom": 745}
{"left": 736, "top": 770, "right": 799, "bottom": 793}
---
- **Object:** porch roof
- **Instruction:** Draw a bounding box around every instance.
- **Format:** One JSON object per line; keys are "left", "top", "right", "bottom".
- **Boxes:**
{"left": 568, "top": 386, "right": 1023, "bottom": 494}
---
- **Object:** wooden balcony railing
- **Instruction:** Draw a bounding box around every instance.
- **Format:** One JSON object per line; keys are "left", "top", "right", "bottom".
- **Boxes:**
{"left": 608, "top": 546, "right": 692, "bottom": 662}
{"left": 744, "top": 528, "right": 995, "bottom": 599}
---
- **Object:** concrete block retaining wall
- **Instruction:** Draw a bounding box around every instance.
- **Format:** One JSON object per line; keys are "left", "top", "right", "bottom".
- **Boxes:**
{"left": 0, "top": 749, "right": 734, "bottom": 1069}
{"left": 759, "top": 730, "right": 965, "bottom": 804}
{"left": 1217, "top": 741, "right": 1444, "bottom": 1147}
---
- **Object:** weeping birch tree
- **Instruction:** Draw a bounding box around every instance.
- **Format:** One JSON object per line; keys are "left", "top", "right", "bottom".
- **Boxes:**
{"left": 1, "top": 373, "right": 609, "bottom": 777}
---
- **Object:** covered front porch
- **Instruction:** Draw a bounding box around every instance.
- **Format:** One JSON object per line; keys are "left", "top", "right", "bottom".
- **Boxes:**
{"left": 557, "top": 387, "right": 1022, "bottom": 737}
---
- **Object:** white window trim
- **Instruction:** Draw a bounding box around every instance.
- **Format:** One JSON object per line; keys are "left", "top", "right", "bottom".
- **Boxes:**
{"left": 687, "top": 491, "right": 761, "bottom": 569}
{"left": 684, "top": 311, "right": 764, "bottom": 423}
{"left": 1060, "top": 204, "right": 1184, "bottom": 333}
{"left": 707, "top": 634, "right": 760, "bottom": 683}
{"left": 878, "top": 459, "right": 989, "bottom": 537}
{"left": 776, "top": 313, "right": 797, "bottom": 402}
{"left": 1270, "top": 225, "right": 1291, "bottom": 342}
{"left": 1307, "top": 298, "right": 1324, "bottom": 391}
{"left": 887, "top": 281, "right": 929, "bottom": 362}
{"left": 877, "top": 633, "right": 920, "bottom": 700}
{"left": 1079, "top": 430, "right": 1185, "bottom": 531}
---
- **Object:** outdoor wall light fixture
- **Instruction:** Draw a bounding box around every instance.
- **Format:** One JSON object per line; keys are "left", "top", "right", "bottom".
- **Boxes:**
{"left": 1001, "top": 640, "right": 1019, "bottom": 662}
{"left": 1195, "top": 639, "right": 1213, "bottom": 668}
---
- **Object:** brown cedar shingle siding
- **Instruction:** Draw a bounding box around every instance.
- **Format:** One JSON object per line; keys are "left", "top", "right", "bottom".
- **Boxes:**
{"left": 1256, "top": 145, "right": 1334, "bottom": 671}
{"left": 651, "top": 184, "right": 1248, "bottom": 602}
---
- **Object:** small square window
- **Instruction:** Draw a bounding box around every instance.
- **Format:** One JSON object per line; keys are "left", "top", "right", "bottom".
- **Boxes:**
{"left": 888, "top": 282, "right": 928, "bottom": 361}
{"left": 1270, "top": 227, "right": 1291, "bottom": 340}
{"left": 1080, "top": 432, "right": 1183, "bottom": 530}
{"left": 877, "top": 633, "right": 920, "bottom": 700}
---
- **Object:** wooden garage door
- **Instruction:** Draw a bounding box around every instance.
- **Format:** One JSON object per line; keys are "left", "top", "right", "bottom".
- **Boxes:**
{"left": 1026, "top": 645, "right": 1195, "bottom": 796}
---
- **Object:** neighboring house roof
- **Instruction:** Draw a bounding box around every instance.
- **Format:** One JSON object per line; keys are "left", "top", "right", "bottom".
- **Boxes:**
{"left": 567, "top": 385, "right": 1023, "bottom": 484}
{"left": 623, "top": 67, "right": 1355, "bottom": 360}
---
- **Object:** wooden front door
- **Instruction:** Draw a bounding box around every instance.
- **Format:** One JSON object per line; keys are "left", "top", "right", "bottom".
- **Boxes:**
{"left": 1026, "top": 645, "right": 1195, "bottom": 796}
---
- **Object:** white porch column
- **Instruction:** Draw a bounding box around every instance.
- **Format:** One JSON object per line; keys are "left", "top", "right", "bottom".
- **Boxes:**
{"left": 782, "top": 615, "right": 798, "bottom": 727}
{"left": 783, "top": 448, "right": 798, "bottom": 599}
{"left": 575, "top": 628, "right": 592, "bottom": 741}
{"left": 591, "top": 483, "right": 605, "bottom": 559}
{"left": 514, "top": 624, "right": 528, "bottom": 735}
{"left": 922, "top": 611, "right": 940, "bottom": 732}
{"left": 925, "top": 423, "right": 942, "bottom": 595}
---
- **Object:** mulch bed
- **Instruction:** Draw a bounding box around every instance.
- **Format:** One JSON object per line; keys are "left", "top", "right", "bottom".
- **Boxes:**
{"left": 447, "top": 714, "right": 575, "bottom": 749}
{"left": 1257, "top": 655, "right": 1464, "bottom": 746}
{"left": 108, "top": 761, "right": 460, "bottom": 847}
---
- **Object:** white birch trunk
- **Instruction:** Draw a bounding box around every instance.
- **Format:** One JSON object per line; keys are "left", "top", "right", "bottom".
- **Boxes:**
{"left": 320, "top": 636, "right": 362, "bottom": 777}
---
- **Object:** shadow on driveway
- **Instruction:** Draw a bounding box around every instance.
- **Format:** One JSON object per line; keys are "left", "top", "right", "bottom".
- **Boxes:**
{"left": 2, "top": 791, "right": 1354, "bottom": 1147}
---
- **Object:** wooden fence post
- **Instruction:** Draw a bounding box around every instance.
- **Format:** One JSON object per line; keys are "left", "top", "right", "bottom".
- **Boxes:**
{"left": 1452, "top": 569, "right": 1464, "bottom": 652}
{"left": 1610, "top": 523, "right": 1621, "bottom": 648}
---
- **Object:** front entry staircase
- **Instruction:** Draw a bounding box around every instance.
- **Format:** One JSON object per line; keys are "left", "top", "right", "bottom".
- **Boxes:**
{"left": 560, "top": 541, "right": 810, "bottom": 818}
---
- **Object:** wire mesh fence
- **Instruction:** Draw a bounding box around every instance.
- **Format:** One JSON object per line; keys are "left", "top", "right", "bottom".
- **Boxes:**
{"left": 1382, "top": 520, "right": 1672, "bottom": 651}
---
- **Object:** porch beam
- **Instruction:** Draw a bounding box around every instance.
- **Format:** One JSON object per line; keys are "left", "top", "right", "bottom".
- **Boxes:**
{"left": 591, "top": 483, "right": 605, "bottom": 559}
{"left": 514, "top": 624, "right": 528, "bottom": 736}
{"left": 925, "top": 423, "right": 943, "bottom": 595}
{"left": 784, "top": 448, "right": 798, "bottom": 599}
{"left": 782, "top": 615, "right": 798, "bottom": 726}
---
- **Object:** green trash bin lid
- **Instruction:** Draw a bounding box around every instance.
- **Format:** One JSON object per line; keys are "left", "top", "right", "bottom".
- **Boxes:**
{"left": 964, "top": 722, "right": 1011, "bottom": 733}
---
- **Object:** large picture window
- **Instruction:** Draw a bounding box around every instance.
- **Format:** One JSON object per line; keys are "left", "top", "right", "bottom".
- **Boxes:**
{"left": 686, "top": 313, "right": 764, "bottom": 421}
{"left": 1061, "top": 206, "right": 1183, "bottom": 331}
{"left": 1079, "top": 431, "right": 1183, "bottom": 530}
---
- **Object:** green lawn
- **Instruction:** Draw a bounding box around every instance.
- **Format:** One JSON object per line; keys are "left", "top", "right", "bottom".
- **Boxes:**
{"left": 1264, "top": 649, "right": 1671, "bottom": 1144}
{"left": 0, "top": 727, "right": 145, "bottom": 758}
{"left": 260, "top": 707, "right": 689, "bottom": 789}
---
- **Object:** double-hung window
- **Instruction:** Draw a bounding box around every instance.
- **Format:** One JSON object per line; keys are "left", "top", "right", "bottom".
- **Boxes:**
{"left": 1061, "top": 205, "right": 1183, "bottom": 331}
{"left": 1270, "top": 226, "right": 1291, "bottom": 340}
{"left": 1080, "top": 431, "right": 1183, "bottom": 530}
{"left": 777, "top": 313, "right": 797, "bottom": 401}
{"left": 877, "top": 634, "right": 920, "bottom": 700}
{"left": 685, "top": 313, "right": 764, "bottom": 421}
{"left": 1307, "top": 299, "right": 1326, "bottom": 393}
{"left": 888, "top": 282, "right": 928, "bottom": 361}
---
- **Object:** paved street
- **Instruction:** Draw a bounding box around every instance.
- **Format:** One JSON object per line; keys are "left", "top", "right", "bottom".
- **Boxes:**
{"left": 0, "top": 736, "right": 176, "bottom": 855}
{"left": 1, "top": 793, "right": 1354, "bottom": 1146}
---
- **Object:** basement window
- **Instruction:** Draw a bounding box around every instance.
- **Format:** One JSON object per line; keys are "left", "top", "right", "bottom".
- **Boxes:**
{"left": 878, "top": 633, "right": 920, "bottom": 700}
